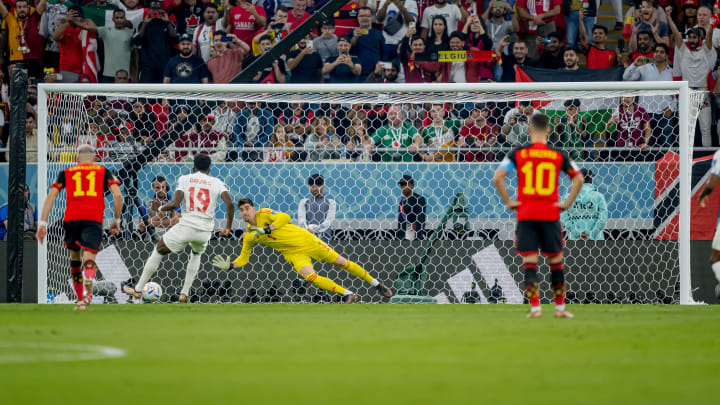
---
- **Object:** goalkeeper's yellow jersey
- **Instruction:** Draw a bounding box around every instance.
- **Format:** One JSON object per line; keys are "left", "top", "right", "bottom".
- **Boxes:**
{"left": 232, "top": 208, "right": 316, "bottom": 268}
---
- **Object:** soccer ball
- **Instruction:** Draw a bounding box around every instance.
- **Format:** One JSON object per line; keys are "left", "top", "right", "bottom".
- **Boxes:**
{"left": 142, "top": 282, "right": 162, "bottom": 302}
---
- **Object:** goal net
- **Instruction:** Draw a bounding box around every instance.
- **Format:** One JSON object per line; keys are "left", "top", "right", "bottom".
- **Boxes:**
{"left": 36, "top": 82, "right": 702, "bottom": 305}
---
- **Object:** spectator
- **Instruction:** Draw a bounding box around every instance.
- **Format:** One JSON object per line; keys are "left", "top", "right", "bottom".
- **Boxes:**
{"left": 113, "top": 0, "right": 144, "bottom": 33}
{"left": 251, "top": 6, "right": 289, "bottom": 56}
{"left": 481, "top": 1, "right": 517, "bottom": 54}
{"left": 0, "top": 0, "right": 47, "bottom": 80}
{"left": 371, "top": 105, "right": 421, "bottom": 162}
{"left": 211, "top": 101, "right": 236, "bottom": 140}
{"left": 114, "top": 69, "right": 130, "bottom": 83}
{"left": 606, "top": 96, "right": 651, "bottom": 159}
{"left": 134, "top": 5, "right": 177, "bottom": 83}
{"left": 501, "top": 102, "right": 534, "bottom": 146}
{"left": 175, "top": 113, "right": 225, "bottom": 161}
{"left": 286, "top": 0, "right": 310, "bottom": 31}
{"left": 629, "top": 0, "right": 669, "bottom": 48}
{"left": 169, "top": 0, "right": 203, "bottom": 36}
{"left": 552, "top": 99, "right": 588, "bottom": 161}
{"left": 21, "top": 184, "right": 37, "bottom": 238}
{"left": 52, "top": 6, "right": 97, "bottom": 83}
{"left": 6, "top": 113, "right": 39, "bottom": 162}
{"left": 676, "top": 0, "right": 698, "bottom": 34}
{"left": 224, "top": 0, "right": 267, "bottom": 44}
{"left": 669, "top": 17, "right": 715, "bottom": 146}
{"left": 622, "top": 0, "right": 667, "bottom": 41}
{"left": 192, "top": 3, "right": 223, "bottom": 63}
{"left": 331, "top": 0, "right": 360, "bottom": 36}
{"left": 92, "top": 8, "right": 133, "bottom": 83}
{"left": 420, "top": 0, "right": 467, "bottom": 38}
{"left": 232, "top": 102, "right": 274, "bottom": 162}
{"left": 207, "top": 31, "right": 250, "bottom": 83}
{"left": 376, "top": 0, "right": 418, "bottom": 60}
{"left": 265, "top": 124, "right": 295, "bottom": 162}
{"left": 323, "top": 36, "right": 362, "bottom": 83}
{"left": 138, "top": 176, "right": 180, "bottom": 236}
{"left": 248, "top": 35, "right": 287, "bottom": 83}
{"left": 629, "top": 30, "right": 654, "bottom": 61}
{"left": 426, "top": 15, "right": 450, "bottom": 55}
{"left": 516, "top": 0, "right": 561, "bottom": 59}
{"left": 561, "top": 168, "right": 608, "bottom": 240}
{"left": 497, "top": 38, "right": 535, "bottom": 82}
{"left": 443, "top": 30, "right": 494, "bottom": 82}
{"left": 129, "top": 101, "right": 157, "bottom": 144}
{"left": 83, "top": 0, "right": 114, "bottom": 28}
{"left": 345, "top": 118, "right": 374, "bottom": 161}
{"left": 623, "top": 43, "right": 676, "bottom": 147}
{"left": 579, "top": 19, "right": 619, "bottom": 69}
{"left": 313, "top": 19, "right": 338, "bottom": 63}
{"left": 458, "top": 106, "right": 497, "bottom": 161}
{"left": 419, "top": 104, "right": 457, "bottom": 162}
{"left": 399, "top": 29, "right": 441, "bottom": 82}
{"left": 366, "top": 60, "right": 400, "bottom": 83}
{"left": 39, "top": 0, "right": 72, "bottom": 70}
{"left": 349, "top": 7, "right": 385, "bottom": 80}
{"left": 105, "top": 123, "right": 140, "bottom": 162}
{"left": 397, "top": 174, "right": 426, "bottom": 240}
{"left": 287, "top": 34, "right": 324, "bottom": 83}
{"left": 562, "top": 47, "right": 582, "bottom": 71}
{"left": 297, "top": 173, "right": 337, "bottom": 240}
{"left": 305, "top": 117, "right": 342, "bottom": 161}
{"left": 163, "top": 33, "right": 210, "bottom": 84}
{"left": 534, "top": 31, "right": 564, "bottom": 69}
{"left": 565, "top": 0, "right": 596, "bottom": 49}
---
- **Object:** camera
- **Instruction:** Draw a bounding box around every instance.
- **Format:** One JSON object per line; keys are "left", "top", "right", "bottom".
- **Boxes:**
{"left": 271, "top": 23, "right": 284, "bottom": 30}
{"left": 221, "top": 36, "right": 233, "bottom": 43}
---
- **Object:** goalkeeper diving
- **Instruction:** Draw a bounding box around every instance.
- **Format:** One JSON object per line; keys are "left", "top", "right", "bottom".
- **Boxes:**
{"left": 213, "top": 198, "right": 394, "bottom": 303}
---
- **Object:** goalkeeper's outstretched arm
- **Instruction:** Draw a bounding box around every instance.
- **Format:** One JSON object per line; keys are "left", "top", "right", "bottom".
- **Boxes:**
{"left": 213, "top": 234, "right": 253, "bottom": 270}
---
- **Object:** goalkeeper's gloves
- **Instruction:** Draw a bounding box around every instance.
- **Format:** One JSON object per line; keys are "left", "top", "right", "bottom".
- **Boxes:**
{"left": 248, "top": 225, "right": 272, "bottom": 235}
{"left": 212, "top": 255, "right": 233, "bottom": 271}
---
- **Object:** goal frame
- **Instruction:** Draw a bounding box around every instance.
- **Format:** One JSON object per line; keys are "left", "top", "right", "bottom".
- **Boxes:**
{"left": 36, "top": 81, "right": 693, "bottom": 304}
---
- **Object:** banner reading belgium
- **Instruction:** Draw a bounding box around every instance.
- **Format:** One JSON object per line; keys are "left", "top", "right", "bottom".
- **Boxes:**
{"left": 515, "top": 65, "right": 626, "bottom": 136}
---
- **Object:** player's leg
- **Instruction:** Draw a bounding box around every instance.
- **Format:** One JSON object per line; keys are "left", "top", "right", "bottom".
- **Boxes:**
{"left": 74, "top": 221, "right": 104, "bottom": 308}
{"left": 542, "top": 220, "right": 572, "bottom": 319}
{"left": 179, "top": 232, "right": 212, "bottom": 303}
{"left": 331, "top": 255, "right": 393, "bottom": 298}
{"left": 517, "top": 220, "right": 542, "bottom": 318}
{"left": 710, "top": 224, "right": 720, "bottom": 299}
{"left": 68, "top": 248, "right": 85, "bottom": 307}
{"left": 289, "top": 254, "right": 358, "bottom": 303}
{"left": 124, "top": 239, "right": 171, "bottom": 299}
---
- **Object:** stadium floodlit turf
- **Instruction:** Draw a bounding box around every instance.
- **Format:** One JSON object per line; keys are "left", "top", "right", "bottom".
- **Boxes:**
{"left": 0, "top": 304, "right": 718, "bottom": 404}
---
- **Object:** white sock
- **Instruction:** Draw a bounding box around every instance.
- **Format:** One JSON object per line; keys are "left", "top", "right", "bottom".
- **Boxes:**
{"left": 712, "top": 262, "right": 720, "bottom": 283}
{"left": 181, "top": 253, "right": 202, "bottom": 296}
{"left": 135, "top": 249, "right": 163, "bottom": 291}
{"left": 343, "top": 289, "right": 354, "bottom": 296}
{"left": 555, "top": 304, "right": 566, "bottom": 312}
{"left": 370, "top": 279, "right": 379, "bottom": 287}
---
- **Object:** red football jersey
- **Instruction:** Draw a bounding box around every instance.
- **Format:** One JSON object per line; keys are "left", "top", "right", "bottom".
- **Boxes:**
{"left": 52, "top": 163, "right": 120, "bottom": 223}
{"left": 501, "top": 143, "right": 580, "bottom": 221}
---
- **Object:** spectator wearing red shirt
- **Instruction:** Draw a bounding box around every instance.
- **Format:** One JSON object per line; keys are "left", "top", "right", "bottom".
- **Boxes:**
{"left": 0, "top": 0, "right": 47, "bottom": 79}
{"left": 174, "top": 113, "right": 226, "bottom": 161}
{"left": 516, "top": 0, "right": 562, "bottom": 59}
{"left": 287, "top": 0, "right": 310, "bottom": 31}
{"left": 629, "top": 30, "right": 654, "bottom": 62}
{"left": 51, "top": 6, "right": 98, "bottom": 83}
{"left": 399, "top": 25, "right": 442, "bottom": 82}
{"left": 458, "top": 106, "right": 498, "bottom": 162}
{"left": 333, "top": 1, "right": 360, "bottom": 37}
{"left": 440, "top": 31, "right": 495, "bottom": 82}
{"left": 223, "top": 0, "right": 267, "bottom": 44}
{"left": 578, "top": 14, "right": 620, "bottom": 69}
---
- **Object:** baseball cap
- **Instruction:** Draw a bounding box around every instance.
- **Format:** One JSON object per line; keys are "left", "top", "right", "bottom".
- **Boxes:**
{"left": 178, "top": 33, "right": 192, "bottom": 43}
{"left": 682, "top": 0, "right": 699, "bottom": 8}
{"left": 398, "top": 174, "right": 414, "bottom": 186}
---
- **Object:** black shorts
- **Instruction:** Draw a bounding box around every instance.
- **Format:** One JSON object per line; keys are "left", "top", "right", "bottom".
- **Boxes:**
{"left": 63, "top": 220, "right": 103, "bottom": 253}
{"left": 515, "top": 220, "right": 563, "bottom": 257}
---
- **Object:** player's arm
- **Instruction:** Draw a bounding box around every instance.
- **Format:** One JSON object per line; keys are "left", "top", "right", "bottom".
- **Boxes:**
{"left": 109, "top": 183, "right": 123, "bottom": 235}
{"left": 493, "top": 154, "right": 521, "bottom": 210}
{"left": 248, "top": 210, "right": 291, "bottom": 235}
{"left": 160, "top": 190, "right": 184, "bottom": 212}
{"left": 36, "top": 187, "right": 60, "bottom": 244}
{"left": 219, "top": 191, "right": 234, "bottom": 237}
{"left": 699, "top": 174, "right": 720, "bottom": 207}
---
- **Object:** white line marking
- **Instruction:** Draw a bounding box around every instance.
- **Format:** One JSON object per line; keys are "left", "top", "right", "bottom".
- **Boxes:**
{"left": 0, "top": 342, "right": 126, "bottom": 364}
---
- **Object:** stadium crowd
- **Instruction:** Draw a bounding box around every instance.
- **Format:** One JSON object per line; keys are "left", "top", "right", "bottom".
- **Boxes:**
{"left": 0, "top": 0, "right": 717, "bottom": 164}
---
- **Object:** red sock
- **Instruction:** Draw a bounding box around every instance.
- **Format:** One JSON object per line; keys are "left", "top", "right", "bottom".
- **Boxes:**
{"left": 523, "top": 263, "right": 540, "bottom": 308}
{"left": 70, "top": 261, "right": 83, "bottom": 301}
{"left": 526, "top": 285, "right": 540, "bottom": 308}
{"left": 83, "top": 260, "right": 97, "bottom": 280}
{"left": 550, "top": 263, "right": 565, "bottom": 306}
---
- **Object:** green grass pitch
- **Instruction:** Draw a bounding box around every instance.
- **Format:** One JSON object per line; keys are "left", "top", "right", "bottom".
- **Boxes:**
{"left": 1, "top": 304, "right": 719, "bottom": 405}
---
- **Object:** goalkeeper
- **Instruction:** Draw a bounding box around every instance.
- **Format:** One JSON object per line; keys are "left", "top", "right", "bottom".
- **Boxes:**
{"left": 213, "top": 198, "right": 394, "bottom": 303}
{"left": 560, "top": 168, "right": 608, "bottom": 240}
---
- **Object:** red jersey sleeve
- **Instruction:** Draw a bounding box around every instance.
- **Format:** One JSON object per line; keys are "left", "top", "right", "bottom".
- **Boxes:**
{"left": 560, "top": 150, "right": 581, "bottom": 178}
{"left": 103, "top": 168, "right": 121, "bottom": 191}
{"left": 52, "top": 170, "right": 66, "bottom": 190}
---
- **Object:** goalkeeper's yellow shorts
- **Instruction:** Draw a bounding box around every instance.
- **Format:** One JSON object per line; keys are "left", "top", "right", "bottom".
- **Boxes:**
{"left": 282, "top": 237, "right": 340, "bottom": 273}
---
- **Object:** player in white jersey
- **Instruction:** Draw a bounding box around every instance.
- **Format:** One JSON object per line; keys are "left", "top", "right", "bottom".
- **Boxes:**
{"left": 698, "top": 149, "right": 720, "bottom": 300}
{"left": 123, "top": 154, "right": 234, "bottom": 303}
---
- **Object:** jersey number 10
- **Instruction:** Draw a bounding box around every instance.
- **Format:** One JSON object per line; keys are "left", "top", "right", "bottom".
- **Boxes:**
{"left": 188, "top": 187, "right": 210, "bottom": 213}
{"left": 521, "top": 162, "right": 556, "bottom": 196}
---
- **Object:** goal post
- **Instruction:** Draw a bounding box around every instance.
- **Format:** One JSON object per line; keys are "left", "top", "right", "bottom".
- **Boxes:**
{"left": 36, "top": 81, "right": 700, "bottom": 305}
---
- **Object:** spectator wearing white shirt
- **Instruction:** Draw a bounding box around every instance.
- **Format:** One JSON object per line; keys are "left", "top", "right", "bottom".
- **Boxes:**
{"left": 420, "top": 0, "right": 467, "bottom": 39}
{"left": 297, "top": 174, "right": 336, "bottom": 241}
{"left": 192, "top": 3, "right": 224, "bottom": 62}
{"left": 376, "top": 0, "right": 418, "bottom": 61}
{"left": 623, "top": 43, "right": 676, "bottom": 147}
